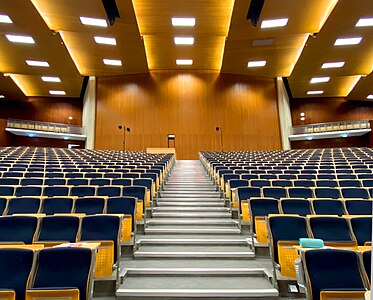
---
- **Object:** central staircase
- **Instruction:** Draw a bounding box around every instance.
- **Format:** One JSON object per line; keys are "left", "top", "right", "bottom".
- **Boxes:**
{"left": 117, "top": 160, "right": 278, "bottom": 299}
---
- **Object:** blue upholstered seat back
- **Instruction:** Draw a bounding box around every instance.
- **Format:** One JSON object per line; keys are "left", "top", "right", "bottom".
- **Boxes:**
{"left": 345, "top": 200, "right": 372, "bottom": 216}
{"left": 75, "top": 197, "right": 105, "bottom": 215}
{"left": 42, "top": 197, "right": 73, "bottom": 215}
{"left": 7, "top": 197, "right": 40, "bottom": 214}
{"left": 309, "top": 217, "right": 353, "bottom": 242}
{"left": 38, "top": 216, "right": 79, "bottom": 242}
{"left": 107, "top": 196, "right": 136, "bottom": 227}
{"left": 281, "top": 199, "right": 312, "bottom": 216}
{"left": 312, "top": 200, "right": 345, "bottom": 216}
{"left": 350, "top": 217, "right": 372, "bottom": 246}
{"left": 0, "top": 216, "right": 38, "bottom": 244}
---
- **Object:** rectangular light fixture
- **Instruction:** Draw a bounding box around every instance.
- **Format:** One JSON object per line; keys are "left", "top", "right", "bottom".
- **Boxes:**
{"left": 247, "top": 60, "right": 266, "bottom": 67}
{"left": 172, "top": 17, "right": 195, "bottom": 27}
{"left": 334, "top": 37, "right": 362, "bottom": 46}
{"left": 103, "top": 59, "right": 122, "bottom": 66}
{"left": 26, "top": 60, "right": 49, "bottom": 67}
{"left": 176, "top": 59, "right": 193, "bottom": 65}
{"left": 310, "top": 77, "right": 330, "bottom": 83}
{"left": 307, "top": 90, "right": 324, "bottom": 95}
{"left": 356, "top": 18, "right": 373, "bottom": 27}
{"left": 261, "top": 18, "right": 288, "bottom": 28}
{"left": 367, "top": 95, "right": 373, "bottom": 100}
{"left": 6, "top": 34, "right": 35, "bottom": 44}
{"left": 322, "top": 62, "right": 345, "bottom": 69}
{"left": 0, "top": 95, "right": 5, "bottom": 98}
{"left": 41, "top": 76, "right": 61, "bottom": 82}
{"left": 174, "top": 37, "right": 194, "bottom": 45}
{"left": 94, "top": 36, "right": 117, "bottom": 45}
{"left": 0, "top": 14, "right": 12, "bottom": 23}
{"left": 49, "top": 90, "right": 66, "bottom": 95}
{"left": 79, "top": 16, "right": 107, "bottom": 27}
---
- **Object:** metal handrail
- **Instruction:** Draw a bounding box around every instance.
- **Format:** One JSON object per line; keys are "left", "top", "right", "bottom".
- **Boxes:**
{"left": 292, "top": 120, "right": 370, "bottom": 135}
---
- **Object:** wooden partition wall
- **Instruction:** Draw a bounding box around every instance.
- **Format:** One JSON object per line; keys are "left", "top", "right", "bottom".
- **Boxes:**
{"left": 96, "top": 72, "right": 282, "bottom": 159}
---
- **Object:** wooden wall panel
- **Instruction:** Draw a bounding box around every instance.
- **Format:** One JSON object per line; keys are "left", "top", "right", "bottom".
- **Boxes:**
{"left": 96, "top": 72, "right": 282, "bottom": 159}
{"left": 291, "top": 97, "right": 373, "bottom": 126}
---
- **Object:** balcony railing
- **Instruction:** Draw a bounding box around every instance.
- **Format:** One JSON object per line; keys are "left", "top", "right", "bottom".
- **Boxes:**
{"left": 292, "top": 120, "right": 370, "bottom": 135}
{"left": 6, "top": 119, "right": 84, "bottom": 135}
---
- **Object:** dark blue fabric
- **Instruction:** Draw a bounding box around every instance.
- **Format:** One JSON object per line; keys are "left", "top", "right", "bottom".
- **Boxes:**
{"left": 0, "top": 198, "right": 6, "bottom": 215}
{"left": 65, "top": 173, "right": 83, "bottom": 178}
{"left": 262, "top": 187, "right": 286, "bottom": 199}
{"left": 67, "top": 179, "right": 89, "bottom": 186}
{"left": 7, "top": 197, "right": 41, "bottom": 214}
{"left": 249, "top": 199, "right": 279, "bottom": 232}
{"left": 80, "top": 215, "right": 120, "bottom": 260}
{"left": 350, "top": 217, "right": 372, "bottom": 246}
{"left": 269, "top": 216, "right": 309, "bottom": 263}
{"left": 33, "top": 247, "right": 92, "bottom": 300}
{"left": 310, "top": 217, "right": 353, "bottom": 242}
{"left": 241, "top": 174, "right": 259, "bottom": 180}
{"left": 315, "top": 180, "right": 338, "bottom": 187}
{"left": 341, "top": 188, "right": 369, "bottom": 199}
{"left": 222, "top": 174, "right": 239, "bottom": 184}
{"left": 0, "top": 216, "right": 38, "bottom": 243}
{"left": 250, "top": 180, "right": 271, "bottom": 188}
{"left": 294, "top": 180, "right": 315, "bottom": 187}
{"left": 104, "top": 172, "right": 122, "bottom": 179}
{"left": 312, "top": 200, "right": 345, "bottom": 216}
{"left": 75, "top": 197, "right": 105, "bottom": 215}
{"left": 304, "top": 249, "right": 365, "bottom": 300}
{"left": 345, "top": 200, "right": 372, "bottom": 215}
{"left": 314, "top": 188, "right": 341, "bottom": 199}
{"left": 362, "top": 180, "right": 373, "bottom": 187}
{"left": 107, "top": 196, "right": 136, "bottom": 228}
{"left": 112, "top": 179, "right": 132, "bottom": 186}
{"left": 272, "top": 180, "right": 292, "bottom": 187}
{"left": 229, "top": 179, "right": 249, "bottom": 189}
{"left": 43, "top": 186, "right": 69, "bottom": 197}
{"left": 90, "top": 179, "right": 110, "bottom": 186}
{"left": 281, "top": 199, "right": 311, "bottom": 216}
{"left": 339, "top": 180, "right": 361, "bottom": 187}
{"left": 0, "top": 186, "right": 15, "bottom": 196}
{"left": 0, "top": 178, "right": 19, "bottom": 185}
{"left": 0, "top": 248, "right": 34, "bottom": 300}
{"left": 38, "top": 216, "right": 79, "bottom": 242}
{"left": 122, "top": 173, "right": 140, "bottom": 179}
{"left": 288, "top": 187, "right": 313, "bottom": 199}
{"left": 20, "top": 178, "right": 43, "bottom": 186}
{"left": 123, "top": 186, "right": 146, "bottom": 211}
{"left": 97, "top": 186, "right": 121, "bottom": 197}
{"left": 42, "top": 197, "right": 73, "bottom": 215}
{"left": 133, "top": 179, "right": 152, "bottom": 190}
{"left": 85, "top": 173, "right": 103, "bottom": 178}
{"left": 70, "top": 186, "right": 96, "bottom": 197}
{"left": 237, "top": 187, "right": 261, "bottom": 202}
{"left": 15, "top": 186, "right": 42, "bottom": 197}
{"left": 362, "top": 251, "right": 371, "bottom": 284}
{"left": 141, "top": 173, "right": 157, "bottom": 183}
{"left": 45, "top": 172, "right": 64, "bottom": 178}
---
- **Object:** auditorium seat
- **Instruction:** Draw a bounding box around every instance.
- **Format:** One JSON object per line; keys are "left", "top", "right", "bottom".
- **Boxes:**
{"left": 74, "top": 197, "right": 106, "bottom": 215}
{"left": 0, "top": 216, "right": 38, "bottom": 244}
{"left": 313, "top": 187, "right": 341, "bottom": 199}
{"left": 344, "top": 200, "right": 372, "bottom": 215}
{"left": 349, "top": 217, "right": 372, "bottom": 246}
{"left": 280, "top": 198, "right": 312, "bottom": 216}
{"left": 42, "top": 186, "right": 70, "bottom": 197}
{"left": 262, "top": 187, "right": 287, "bottom": 199}
{"left": 311, "top": 199, "right": 345, "bottom": 216}
{"left": 36, "top": 215, "right": 80, "bottom": 244}
{"left": 287, "top": 187, "right": 314, "bottom": 199}
{"left": 42, "top": 197, "right": 74, "bottom": 215}
{"left": 123, "top": 186, "right": 146, "bottom": 221}
{"left": 6, "top": 197, "right": 41, "bottom": 215}
{"left": 70, "top": 186, "right": 96, "bottom": 197}
{"left": 0, "top": 186, "right": 15, "bottom": 197}
{"left": 14, "top": 186, "right": 42, "bottom": 197}
{"left": 340, "top": 188, "right": 370, "bottom": 199}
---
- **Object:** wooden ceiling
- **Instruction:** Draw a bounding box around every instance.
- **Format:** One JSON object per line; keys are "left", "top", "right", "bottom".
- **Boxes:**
{"left": 0, "top": 0, "right": 372, "bottom": 101}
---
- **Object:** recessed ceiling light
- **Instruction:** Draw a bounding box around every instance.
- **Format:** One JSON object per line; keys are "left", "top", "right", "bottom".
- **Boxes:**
{"left": 6, "top": 34, "right": 35, "bottom": 44}
{"left": 261, "top": 18, "right": 288, "bottom": 28}
{"left": 322, "top": 62, "right": 345, "bottom": 69}
{"left": 174, "top": 37, "right": 194, "bottom": 45}
{"left": 94, "top": 36, "right": 117, "bottom": 45}
{"left": 79, "top": 16, "right": 107, "bottom": 27}
{"left": 334, "top": 37, "right": 362, "bottom": 46}
{"left": 103, "top": 59, "right": 122, "bottom": 66}
{"left": 367, "top": 95, "right": 373, "bottom": 100}
{"left": 49, "top": 90, "right": 66, "bottom": 95}
{"left": 310, "top": 77, "right": 330, "bottom": 83}
{"left": 356, "top": 17, "right": 373, "bottom": 27}
{"left": 26, "top": 60, "right": 49, "bottom": 67}
{"left": 176, "top": 59, "right": 193, "bottom": 65}
{"left": 41, "top": 76, "right": 61, "bottom": 82}
{"left": 0, "top": 95, "right": 5, "bottom": 99}
{"left": 252, "top": 38, "right": 274, "bottom": 47}
{"left": 247, "top": 61, "right": 266, "bottom": 67}
{"left": 0, "top": 14, "right": 12, "bottom": 23}
{"left": 307, "top": 90, "right": 324, "bottom": 95}
{"left": 171, "top": 17, "right": 195, "bottom": 27}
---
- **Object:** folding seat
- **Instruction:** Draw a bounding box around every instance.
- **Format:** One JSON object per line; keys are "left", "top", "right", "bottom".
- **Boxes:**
{"left": 369, "top": 188, "right": 373, "bottom": 198}
{"left": 361, "top": 179, "right": 373, "bottom": 188}
{"left": 270, "top": 179, "right": 291, "bottom": 187}
{"left": 14, "top": 186, "right": 42, "bottom": 197}
{"left": 234, "top": 186, "right": 261, "bottom": 217}
{"left": 36, "top": 215, "right": 80, "bottom": 245}
{"left": 70, "top": 186, "right": 96, "bottom": 197}
{"left": 112, "top": 178, "right": 132, "bottom": 187}
{"left": 97, "top": 185, "right": 122, "bottom": 197}
{"left": 43, "top": 178, "right": 66, "bottom": 186}
{"left": 338, "top": 180, "right": 361, "bottom": 187}
{"left": 340, "top": 188, "right": 370, "bottom": 199}
{"left": 301, "top": 249, "right": 367, "bottom": 300}
{"left": 74, "top": 197, "right": 106, "bottom": 215}
{"left": 42, "top": 197, "right": 74, "bottom": 215}
{"left": 308, "top": 216, "right": 356, "bottom": 247}
{"left": 85, "top": 172, "right": 103, "bottom": 178}
{"left": 2, "top": 171, "right": 23, "bottom": 178}
{"left": 104, "top": 172, "right": 122, "bottom": 179}
{"left": 344, "top": 200, "right": 372, "bottom": 215}
{"left": 65, "top": 172, "right": 84, "bottom": 179}
{"left": 262, "top": 187, "right": 287, "bottom": 199}
{"left": 43, "top": 186, "right": 70, "bottom": 197}
{"left": 268, "top": 215, "right": 310, "bottom": 278}
{"left": 6, "top": 197, "right": 41, "bottom": 215}
{"left": 337, "top": 174, "right": 357, "bottom": 180}
{"left": 0, "top": 216, "right": 38, "bottom": 244}
{"left": 313, "top": 187, "right": 341, "bottom": 199}
{"left": 0, "top": 178, "right": 19, "bottom": 185}
{"left": 297, "top": 174, "right": 316, "bottom": 180}
{"left": 287, "top": 187, "right": 313, "bottom": 199}
{"left": 107, "top": 196, "right": 137, "bottom": 242}
{"left": 67, "top": 178, "right": 89, "bottom": 186}
{"left": 280, "top": 198, "right": 312, "bottom": 216}
{"left": 20, "top": 178, "right": 43, "bottom": 186}
{"left": 293, "top": 180, "right": 316, "bottom": 187}
{"left": 0, "top": 248, "right": 35, "bottom": 300}
{"left": 241, "top": 174, "right": 259, "bottom": 180}
{"left": 90, "top": 178, "right": 111, "bottom": 186}
{"left": 362, "top": 250, "right": 371, "bottom": 284}
{"left": 79, "top": 215, "right": 121, "bottom": 278}
{"left": 349, "top": 217, "right": 372, "bottom": 246}
{"left": 141, "top": 173, "right": 159, "bottom": 197}
{"left": 122, "top": 173, "right": 141, "bottom": 179}
{"left": 357, "top": 174, "right": 373, "bottom": 179}
{"left": 250, "top": 169, "right": 266, "bottom": 175}
{"left": 221, "top": 174, "right": 239, "bottom": 197}
{"left": 123, "top": 186, "right": 146, "bottom": 221}
{"left": 314, "top": 180, "right": 338, "bottom": 187}
{"left": 80, "top": 168, "right": 96, "bottom": 173}
{"left": 45, "top": 172, "right": 64, "bottom": 178}
{"left": 317, "top": 174, "right": 336, "bottom": 180}
{"left": 311, "top": 199, "right": 345, "bottom": 216}
{"left": 227, "top": 179, "right": 249, "bottom": 202}
{"left": 26, "top": 247, "right": 94, "bottom": 299}
{"left": 248, "top": 198, "right": 279, "bottom": 244}
{"left": 258, "top": 174, "right": 277, "bottom": 179}
{"left": 278, "top": 174, "right": 297, "bottom": 180}
{"left": 24, "top": 172, "right": 44, "bottom": 178}
{"left": 250, "top": 179, "right": 271, "bottom": 188}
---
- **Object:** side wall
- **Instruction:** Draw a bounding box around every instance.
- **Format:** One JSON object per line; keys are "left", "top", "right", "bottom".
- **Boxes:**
{"left": 96, "top": 72, "right": 282, "bottom": 159}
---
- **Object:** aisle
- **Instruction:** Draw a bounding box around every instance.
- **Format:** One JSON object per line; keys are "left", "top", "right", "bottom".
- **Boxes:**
{"left": 117, "top": 160, "right": 278, "bottom": 299}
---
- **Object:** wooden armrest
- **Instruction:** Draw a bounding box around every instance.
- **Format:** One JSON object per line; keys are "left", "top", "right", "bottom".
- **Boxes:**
{"left": 320, "top": 290, "right": 366, "bottom": 300}
{"left": 26, "top": 288, "right": 79, "bottom": 300}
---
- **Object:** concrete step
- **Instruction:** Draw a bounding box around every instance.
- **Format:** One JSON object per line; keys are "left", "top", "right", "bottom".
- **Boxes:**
{"left": 136, "top": 238, "right": 249, "bottom": 246}
{"left": 146, "top": 219, "right": 238, "bottom": 226}
{"left": 156, "top": 201, "right": 225, "bottom": 207}
{"left": 145, "top": 227, "right": 242, "bottom": 235}
{"left": 152, "top": 212, "right": 231, "bottom": 218}
{"left": 157, "top": 197, "right": 223, "bottom": 202}
{"left": 153, "top": 206, "right": 230, "bottom": 212}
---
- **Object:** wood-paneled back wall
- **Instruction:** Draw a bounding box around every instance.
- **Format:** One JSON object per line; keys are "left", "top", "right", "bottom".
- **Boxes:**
{"left": 96, "top": 72, "right": 282, "bottom": 159}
